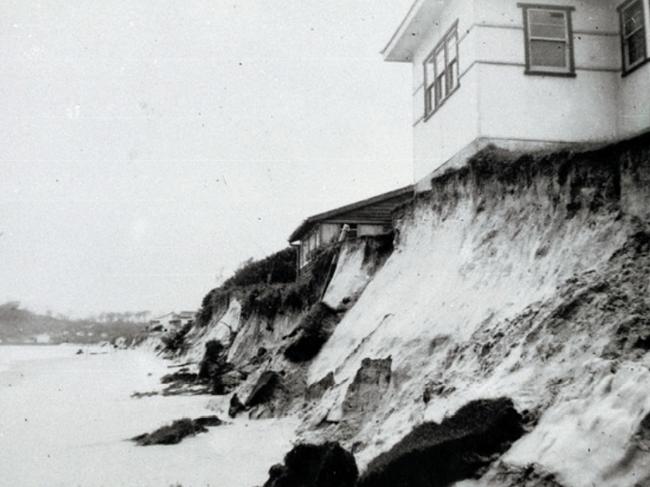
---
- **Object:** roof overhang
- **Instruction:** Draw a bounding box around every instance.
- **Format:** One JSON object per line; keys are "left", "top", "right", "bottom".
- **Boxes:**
{"left": 382, "top": 0, "right": 448, "bottom": 62}
{"left": 288, "top": 185, "right": 414, "bottom": 243}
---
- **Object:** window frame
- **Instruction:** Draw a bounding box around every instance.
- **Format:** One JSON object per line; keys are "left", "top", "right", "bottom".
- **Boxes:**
{"left": 518, "top": 3, "right": 576, "bottom": 77}
{"left": 618, "top": 0, "right": 649, "bottom": 76}
{"left": 422, "top": 21, "right": 460, "bottom": 121}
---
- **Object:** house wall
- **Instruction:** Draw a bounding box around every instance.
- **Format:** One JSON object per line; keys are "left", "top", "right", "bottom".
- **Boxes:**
{"left": 411, "top": 0, "right": 480, "bottom": 187}
{"left": 321, "top": 223, "right": 341, "bottom": 245}
{"left": 621, "top": 66, "right": 650, "bottom": 135}
{"left": 475, "top": 0, "right": 621, "bottom": 145}
{"left": 619, "top": 0, "right": 650, "bottom": 137}
{"left": 299, "top": 227, "right": 321, "bottom": 268}
{"left": 359, "top": 224, "right": 389, "bottom": 237}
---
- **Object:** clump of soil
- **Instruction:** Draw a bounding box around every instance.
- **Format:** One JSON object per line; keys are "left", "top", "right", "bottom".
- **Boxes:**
{"left": 341, "top": 357, "right": 391, "bottom": 417}
{"left": 130, "top": 390, "right": 159, "bottom": 399}
{"left": 245, "top": 371, "right": 282, "bottom": 408}
{"left": 193, "top": 415, "right": 223, "bottom": 428}
{"left": 161, "top": 370, "right": 197, "bottom": 384}
{"left": 263, "top": 442, "right": 358, "bottom": 487}
{"left": 358, "top": 397, "right": 524, "bottom": 487}
{"left": 197, "top": 340, "right": 229, "bottom": 380}
{"left": 284, "top": 303, "right": 342, "bottom": 363}
{"left": 160, "top": 321, "right": 194, "bottom": 355}
{"left": 158, "top": 369, "right": 209, "bottom": 396}
{"left": 305, "top": 372, "right": 335, "bottom": 401}
{"left": 197, "top": 339, "right": 246, "bottom": 394}
{"left": 131, "top": 415, "right": 222, "bottom": 446}
{"left": 228, "top": 393, "right": 246, "bottom": 418}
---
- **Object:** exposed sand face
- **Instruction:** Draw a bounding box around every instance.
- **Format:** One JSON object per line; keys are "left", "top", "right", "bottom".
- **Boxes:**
{"left": 300, "top": 143, "right": 650, "bottom": 484}
{"left": 0, "top": 345, "right": 297, "bottom": 487}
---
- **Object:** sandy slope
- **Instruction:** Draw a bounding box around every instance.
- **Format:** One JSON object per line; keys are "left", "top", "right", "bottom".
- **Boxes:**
{"left": 144, "top": 136, "right": 650, "bottom": 486}
{"left": 302, "top": 141, "right": 650, "bottom": 484}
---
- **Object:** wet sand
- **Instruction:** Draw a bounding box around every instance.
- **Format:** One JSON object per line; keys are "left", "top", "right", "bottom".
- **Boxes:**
{"left": 0, "top": 345, "right": 296, "bottom": 487}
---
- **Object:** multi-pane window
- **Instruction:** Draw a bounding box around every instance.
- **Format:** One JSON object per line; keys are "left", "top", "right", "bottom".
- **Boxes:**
{"left": 520, "top": 5, "right": 575, "bottom": 75}
{"left": 423, "top": 24, "right": 459, "bottom": 117}
{"left": 619, "top": 0, "right": 647, "bottom": 73}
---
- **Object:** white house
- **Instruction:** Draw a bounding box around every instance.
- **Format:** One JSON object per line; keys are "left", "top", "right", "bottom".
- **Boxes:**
{"left": 383, "top": 0, "right": 650, "bottom": 190}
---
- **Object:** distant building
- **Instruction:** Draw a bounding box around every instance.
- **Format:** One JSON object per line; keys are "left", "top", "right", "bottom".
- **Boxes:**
{"left": 288, "top": 185, "right": 413, "bottom": 271}
{"left": 383, "top": 0, "right": 650, "bottom": 190}
{"left": 148, "top": 311, "right": 195, "bottom": 332}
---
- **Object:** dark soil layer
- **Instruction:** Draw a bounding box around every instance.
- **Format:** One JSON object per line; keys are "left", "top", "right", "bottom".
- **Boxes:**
{"left": 342, "top": 357, "right": 392, "bottom": 416}
{"left": 131, "top": 416, "right": 222, "bottom": 446}
{"left": 305, "top": 372, "right": 335, "bottom": 401}
{"left": 263, "top": 442, "right": 359, "bottom": 487}
{"left": 358, "top": 397, "right": 524, "bottom": 487}
{"left": 486, "top": 462, "right": 566, "bottom": 487}
{"left": 284, "top": 303, "right": 342, "bottom": 362}
{"left": 412, "top": 130, "right": 650, "bottom": 226}
{"left": 245, "top": 371, "right": 282, "bottom": 408}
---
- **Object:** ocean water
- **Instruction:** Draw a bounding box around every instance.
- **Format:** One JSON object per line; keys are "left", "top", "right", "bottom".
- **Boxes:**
{"left": 0, "top": 345, "right": 296, "bottom": 487}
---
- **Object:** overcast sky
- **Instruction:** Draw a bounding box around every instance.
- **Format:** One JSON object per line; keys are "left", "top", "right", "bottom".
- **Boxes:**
{"left": 1, "top": 0, "right": 414, "bottom": 317}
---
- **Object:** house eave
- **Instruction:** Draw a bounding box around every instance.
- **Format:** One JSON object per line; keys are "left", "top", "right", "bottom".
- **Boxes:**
{"left": 288, "top": 185, "right": 414, "bottom": 243}
{"left": 382, "top": 0, "right": 447, "bottom": 62}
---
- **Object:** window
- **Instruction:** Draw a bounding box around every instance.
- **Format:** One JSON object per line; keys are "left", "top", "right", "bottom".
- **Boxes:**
{"left": 423, "top": 22, "right": 459, "bottom": 118}
{"left": 519, "top": 4, "right": 575, "bottom": 76}
{"left": 619, "top": 0, "right": 648, "bottom": 74}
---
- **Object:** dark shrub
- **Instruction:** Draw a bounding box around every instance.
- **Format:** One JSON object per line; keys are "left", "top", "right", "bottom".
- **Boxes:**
{"left": 195, "top": 244, "right": 339, "bottom": 331}
{"left": 358, "top": 397, "right": 525, "bottom": 487}
{"left": 240, "top": 286, "right": 284, "bottom": 321}
{"left": 284, "top": 303, "right": 340, "bottom": 362}
{"left": 194, "top": 247, "right": 297, "bottom": 328}
{"left": 223, "top": 247, "right": 297, "bottom": 288}
{"left": 282, "top": 283, "right": 309, "bottom": 311}
{"left": 263, "top": 442, "right": 358, "bottom": 487}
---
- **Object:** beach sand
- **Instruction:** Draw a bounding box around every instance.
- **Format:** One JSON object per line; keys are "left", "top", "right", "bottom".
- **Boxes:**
{"left": 0, "top": 345, "right": 296, "bottom": 487}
